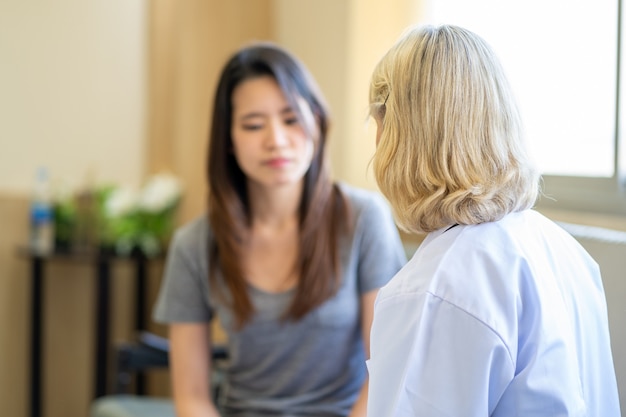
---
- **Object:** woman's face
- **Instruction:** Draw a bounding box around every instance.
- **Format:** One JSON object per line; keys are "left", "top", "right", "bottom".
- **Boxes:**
{"left": 231, "top": 75, "right": 314, "bottom": 191}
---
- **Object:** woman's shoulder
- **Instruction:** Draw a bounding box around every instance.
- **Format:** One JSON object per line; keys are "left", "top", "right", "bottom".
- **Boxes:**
{"left": 337, "top": 182, "right": 390, "bottom": 216}
{"left": 170, "top": 214, "right": 212, "bottom": 252}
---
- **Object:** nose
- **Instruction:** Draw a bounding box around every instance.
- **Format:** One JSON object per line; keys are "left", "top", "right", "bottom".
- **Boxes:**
{"left": 265, "top": 120, "right": 289, "bottom": 148}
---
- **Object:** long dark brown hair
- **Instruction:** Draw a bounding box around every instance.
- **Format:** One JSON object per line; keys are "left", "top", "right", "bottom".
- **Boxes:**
{"left": 207, "top": 42, "right": 350, "bottom": 328}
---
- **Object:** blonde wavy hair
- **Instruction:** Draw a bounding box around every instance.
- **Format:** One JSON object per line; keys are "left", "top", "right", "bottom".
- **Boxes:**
{"left": 370, "top": 24, "right": 540, "bottom": 234}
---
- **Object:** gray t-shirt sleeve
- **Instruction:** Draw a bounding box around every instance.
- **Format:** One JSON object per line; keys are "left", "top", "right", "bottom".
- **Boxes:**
{"left": 347, "top": 187, "right": 407, "bottom": 294}
{"left": 152, "top": 217, "right": 213, "bottom": 323}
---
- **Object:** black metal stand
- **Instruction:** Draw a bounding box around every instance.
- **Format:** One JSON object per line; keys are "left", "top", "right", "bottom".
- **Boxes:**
{"left": 29, "top": 256, "right": 43, "bottom": 417}
{"left": 95, "top": 255, "right": 111, "bottom": 398}
{"left": 21, "top": 249, "right": 157, "bottom": 417}
{"left": 134, "top": 253, "right": 147, "bottom": 395}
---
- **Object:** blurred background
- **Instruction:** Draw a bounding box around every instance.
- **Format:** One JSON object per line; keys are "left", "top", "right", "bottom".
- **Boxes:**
{"left": 2, "top": 1, "right": 626, "bottom": 417}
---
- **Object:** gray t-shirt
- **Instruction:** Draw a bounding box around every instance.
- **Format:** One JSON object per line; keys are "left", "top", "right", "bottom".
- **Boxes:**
{"left": 153, "top": 184, "right": 406, "bottom": 417}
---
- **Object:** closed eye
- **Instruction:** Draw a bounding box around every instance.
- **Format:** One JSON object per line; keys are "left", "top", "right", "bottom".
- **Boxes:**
{"left": 284, "top": 117, "right": 299, "bottom": 126}
{"left": 241, "top": 123, "right": 264, "bottom": 131}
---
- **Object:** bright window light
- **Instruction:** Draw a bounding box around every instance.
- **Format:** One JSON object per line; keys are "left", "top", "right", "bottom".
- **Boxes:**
{"left": 422, "top": 0, "right": 618, "bottom": 177}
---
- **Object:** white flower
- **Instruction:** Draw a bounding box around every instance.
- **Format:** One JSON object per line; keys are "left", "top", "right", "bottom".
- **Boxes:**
{"left": 105, "top": 186, "right": 138, "bottom": 218}
{"left": 137, "top": 173, "right": 182, "bottom": 213}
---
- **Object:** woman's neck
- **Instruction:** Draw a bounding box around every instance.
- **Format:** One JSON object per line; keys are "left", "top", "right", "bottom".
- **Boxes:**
{"left": 247, "top": 181, "right": 303, "bottom": 228}
{"left": 243, "top": 181, "right": 303, "bottom": 293}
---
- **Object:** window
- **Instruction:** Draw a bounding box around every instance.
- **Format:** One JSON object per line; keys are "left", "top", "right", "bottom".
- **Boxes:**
{"left": 421, "top": 0, "right": 626, "bottom": 215}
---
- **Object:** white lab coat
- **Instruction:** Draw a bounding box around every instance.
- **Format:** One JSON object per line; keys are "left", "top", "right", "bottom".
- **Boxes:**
{"left": 367, "top": 210, "right": 620, "bottom": 417}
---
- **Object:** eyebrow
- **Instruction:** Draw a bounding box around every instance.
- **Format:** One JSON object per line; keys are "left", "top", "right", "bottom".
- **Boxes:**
{"left": 238, "top": 106, "right": 295, "bottom": 121}
{"left": 239, "top": 112, "right": 265, "bottom": 121}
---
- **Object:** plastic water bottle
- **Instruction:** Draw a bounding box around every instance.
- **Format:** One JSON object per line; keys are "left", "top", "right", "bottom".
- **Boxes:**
{"left": 30, "top": 167, "right": 54, "bottom": 255}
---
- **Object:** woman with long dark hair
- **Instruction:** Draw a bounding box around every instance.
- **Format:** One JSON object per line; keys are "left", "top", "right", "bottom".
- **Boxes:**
{"left": 153, "top": 42, "right": 406, "bottom": 417}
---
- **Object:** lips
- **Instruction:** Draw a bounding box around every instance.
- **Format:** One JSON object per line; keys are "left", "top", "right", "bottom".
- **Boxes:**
{"left": 265, "top": 157, "right": 291, "bottom": 168}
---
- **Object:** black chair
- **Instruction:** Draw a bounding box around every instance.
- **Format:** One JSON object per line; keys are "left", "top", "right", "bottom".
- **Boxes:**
{"left": 91, "top": 331, "right": 228, "bottom": 417}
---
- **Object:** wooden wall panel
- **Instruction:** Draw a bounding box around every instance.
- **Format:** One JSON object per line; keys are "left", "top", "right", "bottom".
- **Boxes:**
{"left": 0, "top": 195, "right": 30, "bottom": 417}
{"left": 146, "top": 0, "right": 273, "bottom": 224}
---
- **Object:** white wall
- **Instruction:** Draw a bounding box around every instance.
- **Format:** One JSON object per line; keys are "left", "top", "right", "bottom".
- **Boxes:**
{"left": 0, "top": 0, "right": 147, "bottom": 195}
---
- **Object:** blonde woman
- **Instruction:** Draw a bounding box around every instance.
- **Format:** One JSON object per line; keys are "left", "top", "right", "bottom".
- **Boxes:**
{"left": 366, "top": 24, "right": 621, "bottom": 417}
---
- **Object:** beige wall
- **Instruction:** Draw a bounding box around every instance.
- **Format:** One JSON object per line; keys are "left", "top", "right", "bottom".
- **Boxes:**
{"left": 0, "top": 0, "right": 147, "bottom": 195}
{"left": 273, "top": 0, "right": 421, "bottom": 189}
